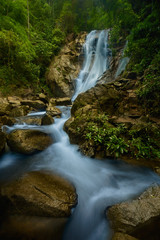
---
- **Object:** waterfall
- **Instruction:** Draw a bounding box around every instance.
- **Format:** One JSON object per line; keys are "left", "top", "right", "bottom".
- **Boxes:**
{"left": 115, "top": 41, "right": 130, "bottom": 78}
{"left": 0, "top": 31, "right": 160, "bottom": 240}
{"left": 72, "top": 30, "right": 109, "bottom": 101}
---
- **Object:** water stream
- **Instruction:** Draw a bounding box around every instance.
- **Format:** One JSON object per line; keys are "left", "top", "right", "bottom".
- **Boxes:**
{"left": 0, "top": 30, "right": 160, "bottom": 240}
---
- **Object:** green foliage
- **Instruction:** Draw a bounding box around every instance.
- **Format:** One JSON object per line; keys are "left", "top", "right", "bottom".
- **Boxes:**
{"left": 126, "top": 4, "right": 160, "bottom": 74}
{"left": 79, "top": 112, "right": 160, "bottom": 159}
{"left": 84, "top": 115, "right": 129, "bottom": 158}
{"left": 0, "top": 0, "right": 65, "bottom": 93}
{"left": 128, "top": 124, "right": 160, "bottom": 159}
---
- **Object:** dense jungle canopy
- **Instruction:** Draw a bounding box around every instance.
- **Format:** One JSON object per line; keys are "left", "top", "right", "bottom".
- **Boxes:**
{"left": 0, "top": 0, "right": 160, "bottom": 116}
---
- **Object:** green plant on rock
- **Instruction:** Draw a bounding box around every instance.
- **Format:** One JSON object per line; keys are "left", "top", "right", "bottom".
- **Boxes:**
{"left": 106, "top": 135, "right": 129, "bottom": 158}
{"left": 85, "top": 118, "right": 129, "bottom": 158}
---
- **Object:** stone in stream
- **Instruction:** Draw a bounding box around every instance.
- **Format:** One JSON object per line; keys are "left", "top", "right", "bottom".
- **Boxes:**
{"left": 0, "top": 171, "right": 77, "bottom": 217}
{"left": 41, "top": 113, "right": 54, "bottom": 125}
{"left": 0, "top": 171, "right": 77, "bottom": 239}
{"left": 7, "top": 129, "right": 53, "bottom": 155}
{"left": 15, "top": 113, "right": 54, "bottom": 126}
{"left": 107, "top": 185, "right": 160, "bottom": 240}
{"left": 16, "top": 115, "right": 43, "bottom": 126}
{"left": 46, "top": 105, "right": 62, "bottom": 117}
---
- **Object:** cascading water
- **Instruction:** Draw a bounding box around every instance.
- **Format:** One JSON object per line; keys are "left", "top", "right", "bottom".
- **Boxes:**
{"left": 0, "top": 31, "right": 160, "bottom": 240}
{"left": 72, "top": 30, "right": 109, "bottom": 101}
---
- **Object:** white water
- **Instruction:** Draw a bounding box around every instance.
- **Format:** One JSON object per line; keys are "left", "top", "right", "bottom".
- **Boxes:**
{"left": 72, "top": 30, "right": 109, "bottom": 101}
{"left": 0, "top": 31, "right": 160, "bottom": 240}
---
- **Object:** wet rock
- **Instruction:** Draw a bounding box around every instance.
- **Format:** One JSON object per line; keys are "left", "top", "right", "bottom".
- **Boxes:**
{"left": 41, "top": 114, "right": 54, "bottom": 125}
{"left": 107, "top": 185, "right": 160, "bottom": 239}
{"left": 21, "top": 100, "right": 46, "bottom": 110}
{"left": 46, "top": 105, "right": 62, "bottom": 117}
{"left": 0, "top": 171, "right": 77, "bottom": 217}
{"left": 0, "top": 131, "right": 6, "bottom": 155}
{"left": 7, "top": 129, "right": 53, "bottom": 154}
{"left": 16, "top": 115, "right": 42, "bottom": 125}
{"left": 112, "top": 232, "right": 139, "bottom": 240}
{"left": 0, "top": 215, "right": 67, "bottom": 240}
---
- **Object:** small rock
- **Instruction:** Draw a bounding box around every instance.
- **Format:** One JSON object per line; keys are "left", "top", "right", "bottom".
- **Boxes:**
{"left": 46, "top": 105, "right": 61, "bottom": 117}
{"left": 41, "top": 114, "right": 54, "bottom": 125}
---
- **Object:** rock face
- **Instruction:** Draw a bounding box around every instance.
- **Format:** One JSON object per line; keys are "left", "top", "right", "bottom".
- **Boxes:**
{"left": 0, "top": 171, "right": 77, "bottom": 217}
{"left": 7, "top": 129, "right": 53, "bottom": 154}
{"left": 64, "top": 79, "right": 140, "bottom": 147}
{"left": 46, "top": 32, "right": 87, "bottom": 98}
{"left": 107, "top": 185, "right": 160, "bottom": 240}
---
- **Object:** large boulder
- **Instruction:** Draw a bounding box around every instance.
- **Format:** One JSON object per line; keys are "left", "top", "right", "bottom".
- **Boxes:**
{"left": 46, "top": 32, "right": 86, "bottom": 98}
{"left": 0, "top": 171, "right": 77, "bottom": 217}
{"left": 7, "top": 129, "right": 53, "bottom": 154}
{"left": 0, "top": 215, "right": 67, "bottom": 240}
{"left": 107, "top": 185, "right": 160, "bottom": 239}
